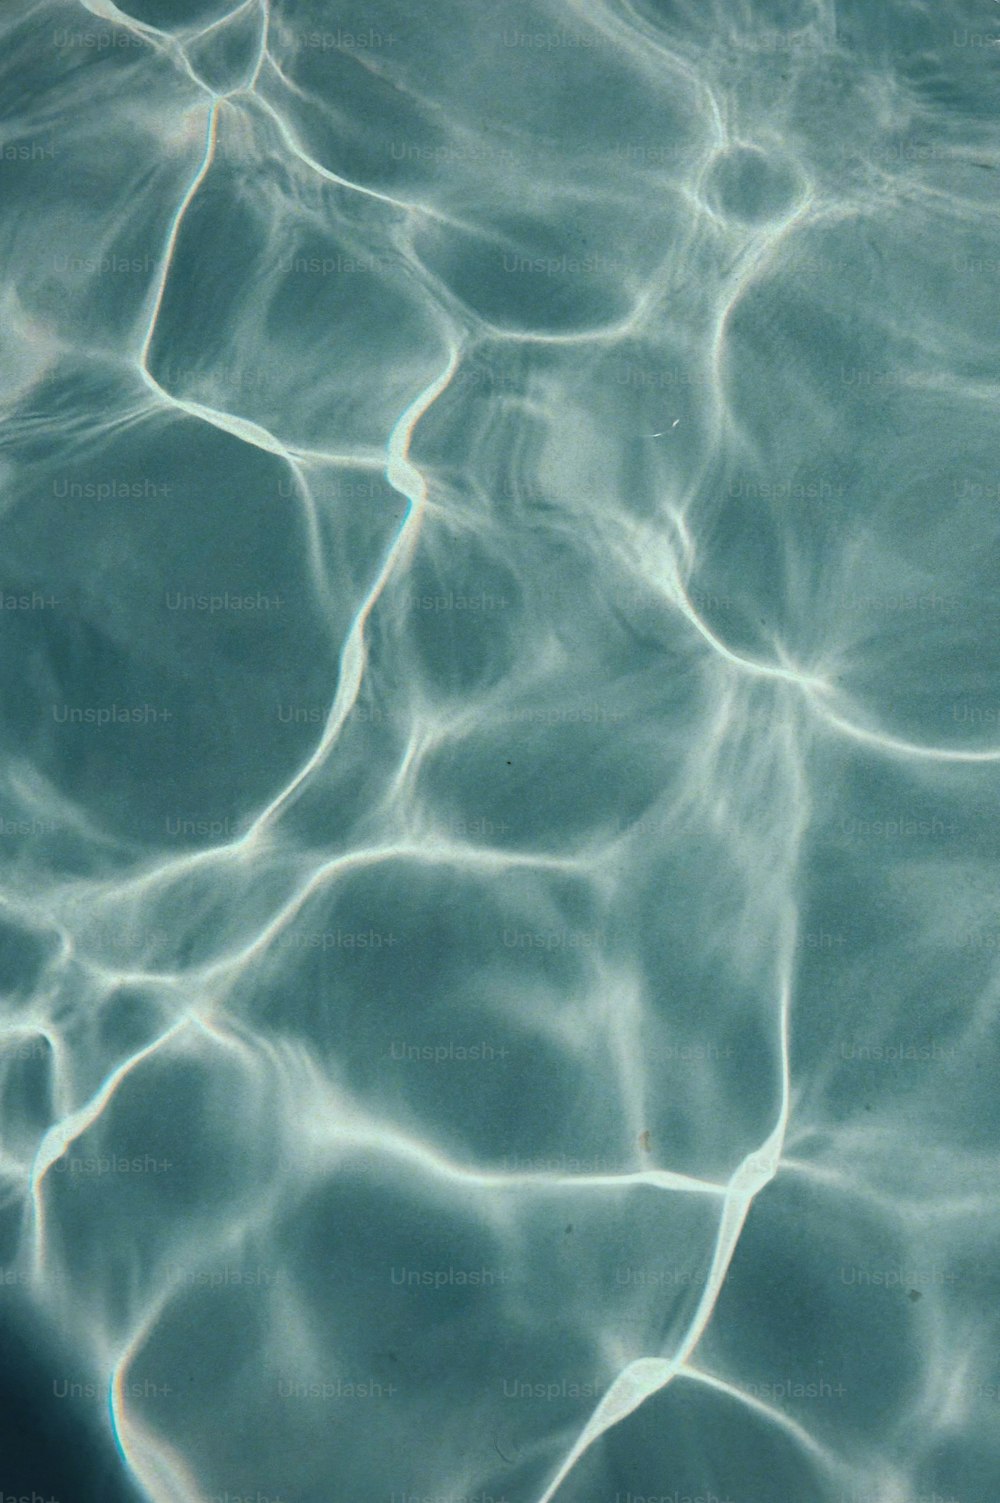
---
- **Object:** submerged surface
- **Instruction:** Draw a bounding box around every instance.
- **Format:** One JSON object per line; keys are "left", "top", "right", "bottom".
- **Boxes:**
{"left": 1, "top": 1, "right": 999, "bottom": 1501}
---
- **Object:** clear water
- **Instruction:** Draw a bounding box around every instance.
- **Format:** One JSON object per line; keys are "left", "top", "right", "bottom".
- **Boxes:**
{"left": 1, "top": 2, "right": 999, "bottom": 1502}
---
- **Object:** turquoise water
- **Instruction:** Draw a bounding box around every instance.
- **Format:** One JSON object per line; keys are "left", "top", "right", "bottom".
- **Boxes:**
{"left": 1, "top": 2, "right": 999, "bottom": 1501}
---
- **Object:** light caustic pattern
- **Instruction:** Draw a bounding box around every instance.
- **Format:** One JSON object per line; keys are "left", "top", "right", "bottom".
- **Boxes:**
{"left": 0, "top": 0, "right": 999, "bottom": 1501}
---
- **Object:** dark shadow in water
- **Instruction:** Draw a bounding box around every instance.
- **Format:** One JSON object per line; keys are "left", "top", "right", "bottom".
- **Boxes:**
{"left": 0, "top": 1296, "right": 142, "bottom": 1503}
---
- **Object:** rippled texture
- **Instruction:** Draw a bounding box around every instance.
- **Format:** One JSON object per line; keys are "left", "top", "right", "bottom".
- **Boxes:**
{"left": 2, "top": 2, "right": 999, "bottom": 1501}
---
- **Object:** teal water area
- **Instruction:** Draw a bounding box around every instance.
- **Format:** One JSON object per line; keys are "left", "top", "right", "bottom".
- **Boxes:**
{"left": 1, "top": 2, "right": 999, "bottom": 1501}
